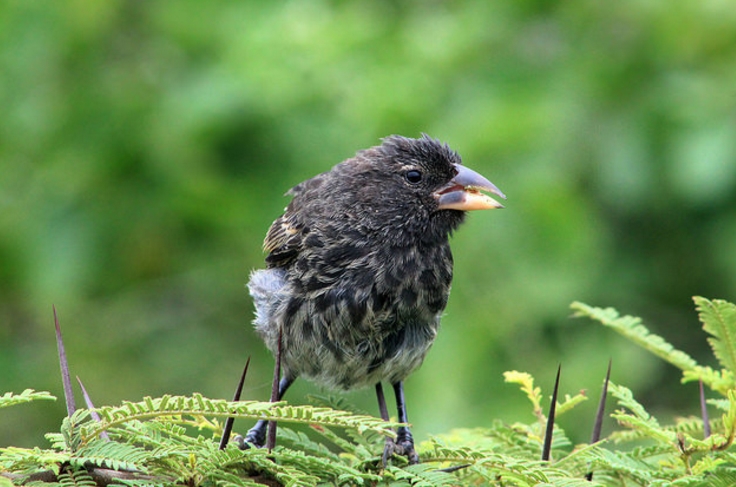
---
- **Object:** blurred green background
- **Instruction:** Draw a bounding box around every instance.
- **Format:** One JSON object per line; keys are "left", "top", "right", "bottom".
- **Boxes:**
{"left": 2, "top": 0, "right": 736, "bottom": 448}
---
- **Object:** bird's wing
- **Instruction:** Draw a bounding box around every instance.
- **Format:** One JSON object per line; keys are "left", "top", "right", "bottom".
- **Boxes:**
{"left": 263, "top": 172, "right": 329, "bottom": 268}
{"left": 263, "top": 213, "right": 303, "bottom": 267}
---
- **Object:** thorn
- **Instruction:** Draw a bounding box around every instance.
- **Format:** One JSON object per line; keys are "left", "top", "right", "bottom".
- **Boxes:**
{"left": 266, "top": 327, "right": 283, "bottom": 452}
{"left": 542, "top": 364, "right": 561, "bottom": 462}
{"left": 77, "top": 376, "right": 109, "bottom": 441}
{"left": 375, "top": 383, "right": 392, "bottom": 466}
{"left": 54, "top": 306, "right": 76, "bottom": 417}
{"left": 590, "top": 359, "right": 612, "bottom": 444}
{"left": 219, "top": 357, "right": 251, "bottom": 450}
{"left": 700, "top": 379, "right": 711, "bottom": 439}
{"left": 586, "top": 359, "right": 612, "bottom": 481}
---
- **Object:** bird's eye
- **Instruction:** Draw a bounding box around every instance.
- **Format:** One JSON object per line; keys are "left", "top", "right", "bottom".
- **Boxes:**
{"left": 405, "top": 169, "right": 422, "bottom": 184}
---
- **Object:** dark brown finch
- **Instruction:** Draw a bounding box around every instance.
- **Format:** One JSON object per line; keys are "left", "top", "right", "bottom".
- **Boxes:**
{"left": 245, "top": 134, "right": 505, "bottom": 464}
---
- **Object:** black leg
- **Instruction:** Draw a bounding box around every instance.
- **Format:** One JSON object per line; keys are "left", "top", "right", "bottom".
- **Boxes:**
{"left": 375, "top": 381, "right": 420, "bottom": 464}
{"left": 392, "top": 381, "right": 419, "bottom": 464}
{"left": 241, "top": 375, "right": 294, "bottom": 448}
{"left": 375, "top": 383, "right": 393, "bottom": 466}
{"left": 376, "top": 383, "right": 390, "bottom": 421}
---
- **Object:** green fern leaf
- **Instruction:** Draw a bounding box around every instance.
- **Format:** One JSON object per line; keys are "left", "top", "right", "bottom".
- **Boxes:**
{"left": 277, "top": 427, "right": 340, "bottom": 460}
{"left": 274, "top": 448, "right": 379, "bottom": 485}
{"left": 691, "top": 470, "right": 736, "bottom": 487}
{"left": 683, "top": 366, "right": 735, "bottom": 395}
{"left": 694, "top": 297, "right": 736, "bottom": 377}
{"left": 58, "top": 469, "right": 96, "bottom": 487}
{"left": 386, "top": 463, "right": 456, "bottom": 487}
{"left": 608, "top": 383, "right": 677, "bottom": 445}
{"left": 80, "top": 397, "right": 398, "bottom": 445}
{"left": 571, "top": 302, "right": 698, "bottom": 372}
{"left": 556, "top": 393, "right": 589, "bottom": 417}
{"left": 0, "top": 389, "right": 55, "bottom": 409}
{"left": 0, "top": 446, "right": 68, "bottom": 477}
{"left": 72, "top": 439, "right": 150, "bottom": 472}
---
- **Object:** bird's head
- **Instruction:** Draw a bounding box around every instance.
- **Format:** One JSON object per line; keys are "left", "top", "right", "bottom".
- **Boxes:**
{"left": 325, "top": 135, "right": 505, "bottom": 245}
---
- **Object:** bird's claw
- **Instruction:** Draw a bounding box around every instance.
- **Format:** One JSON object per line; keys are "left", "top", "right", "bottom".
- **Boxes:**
{"left": 233, "top": 434, "right": 250, "bottom": 450}
{"left": 382, "top": 428, "right": 419, "bottom": 465}
{"left": 235, "top": 421, "right": 267, "bottom": 450}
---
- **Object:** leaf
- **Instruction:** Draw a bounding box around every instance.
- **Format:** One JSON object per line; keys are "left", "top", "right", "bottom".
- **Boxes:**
{"left": 694, "top": 297, "right": 736, "bottom": 376}
{"left": 683, "top": 366, "right": 735, "bottom": 396}
{"left": 571, "top": 302, "right": 698, "bottom": 372}
{"left": 504, "top": 371, "right": 543, "bottom": 420}
{"left": 0, "top": 389, "right": 56, "bottom": 409}
{"left": 80, "top": 396, "right": 398, "bottom": 445}
{"left": 607, "top": 383, "right": 677, "bottom": 445}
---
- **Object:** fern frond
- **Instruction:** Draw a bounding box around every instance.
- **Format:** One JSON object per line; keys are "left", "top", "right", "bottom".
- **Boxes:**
{"left": 607, "top": 383, "right": 677, "bottom": 445}
{"left": 44, "top": 432, "right": 67, "bottom": 451}
{"left": 0, "top": 389, "right": 56, "bottom": 409}
{"left": 199, "top": 447, "right": 267, "bottom": 487}
{"left": 307, "top": 422, "right": 380, "bottom": 461}
{"left": 420, "top": 437, "right": 491, "bottom": 465}
{"left": 306, "top": 393, "right": 368, "bottom": 415}
{"left": 589, "top": 448, "right": 678, "bottom": 484}
{"left": 556, "top": 392, "right": 588, "bottom": 417}
{"left": 504, "top": 371, "right": 544, "bottom": 420}
{"left": 571, "top": 302, "right": 698, "bottom": 372}
{"left": 79, "top": 395, "right": 397, "bottom": 445}
{"left": 274, "top": 447, "right": 380, "bottom": 485}
{"left": 708, "top": 398, "right": 731, "bottom": 411}
{"left": 0, "top": 446, "right": 67, "bottom": 477}
{"left": 385, "top": 463, "right": 456, "bottom": 487}
{"left": 277, "top": 427, "right": 340, "bottom": 460}
{"left": 57, "top": 468, "right": 96, "bottom": 487}
{"left": 672, "top": 415, "right": 709, "bottom": 436}
{"left": 488, "top": 421, "right": 548, "bottom": 456}
{"left": 691, "top": 454, "right": 728, "bottom": 475}
{"left": 683, "top": 366, "right": 735, "bottom": 396}
{"left": 342, "top": 424, "right": 386, "bottom": 457}
{"left": 689, "top": 468, "right": 736, "bottom": 487}
{"left": 472, "top": 457, "right": 553, "bottom": 486}
{"left": 693, "top": 297, "right": 736, "bottom": 392}
{"left": 259, "top": 454, "right": 321, "bottom": 487}
{"left": 71, "top": 438, "right": 150, "bottom": 472}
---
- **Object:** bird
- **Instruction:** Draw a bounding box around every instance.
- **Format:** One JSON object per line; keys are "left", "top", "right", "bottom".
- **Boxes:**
{"left": 244, "top": 134, "right": 505, "bottom": 464}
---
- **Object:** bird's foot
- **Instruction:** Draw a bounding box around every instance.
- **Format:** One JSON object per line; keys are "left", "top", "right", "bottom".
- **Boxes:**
{"left": 382, "top": 427, "right": 419, "bottom": 465}
{"left": 235, "top": 420, "right": 267, "bottom": 450}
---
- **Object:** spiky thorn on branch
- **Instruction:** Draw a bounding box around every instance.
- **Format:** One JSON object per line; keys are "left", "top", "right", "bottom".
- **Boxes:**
{"left": 219, "top": 357, "right": 251, "bottom": 450}
{"left": 54, "top": 305, "right": 76, "bottom": 417}
{"left": 699, "top": 379, "right": 711, "bottom": 439}
{"left": 542, "top": 364, "right": 561, "bottom": 462}
{"left": 586, "top": 359, "right": 612, "bottom": 481}
{"left": 47, "top": 308, "right": 159, "bottom": 484}
{"left": 77, "top": 376, "right": 109, "bottom": 441}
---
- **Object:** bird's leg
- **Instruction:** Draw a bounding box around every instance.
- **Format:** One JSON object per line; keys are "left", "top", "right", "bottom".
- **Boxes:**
{"left": 241, "top": 375, "right": 294, "bottom": 448}
{"left": 375, "top": 381, "right": 420, "bottom": 464}
{"left": 375, "top": 383, "right": 393, "bottom": 466}
{"left": 392, "top": 381, "right": 419, "bottom": 464}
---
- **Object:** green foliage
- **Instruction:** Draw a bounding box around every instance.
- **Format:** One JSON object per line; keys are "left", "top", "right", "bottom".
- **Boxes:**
{"left": 572, "top": 298, "right": 736, "bottom": 395}
{"left": 570, "top": 302, "right": 699, "bottom": 373}
{"left": 5, "top": 297, "right": 736, "bottom": 485}
{"left": 0, "top": 390, "right": 55, "bottom": 410}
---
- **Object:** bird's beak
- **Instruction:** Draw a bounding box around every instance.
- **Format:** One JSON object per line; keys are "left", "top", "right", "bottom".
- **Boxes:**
{"left": 434, "top": 164, "right": 506, "bottom": 211}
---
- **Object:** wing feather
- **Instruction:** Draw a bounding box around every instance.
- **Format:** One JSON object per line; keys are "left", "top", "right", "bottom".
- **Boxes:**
{"left": 262, "top": 171, "right": 329, "bottom": 268}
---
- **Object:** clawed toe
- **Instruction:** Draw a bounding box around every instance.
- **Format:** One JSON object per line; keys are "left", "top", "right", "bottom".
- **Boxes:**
{"left": 382, "top": 427, "right": 419, "bottom": 465}
{"left": 235, "top": 420, "right": 267, "bottom": 450}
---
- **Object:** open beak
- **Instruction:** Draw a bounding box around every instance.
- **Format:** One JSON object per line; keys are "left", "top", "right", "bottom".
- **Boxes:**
{"left": 434, "top": 164, "right": 506, "bottom": 211}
